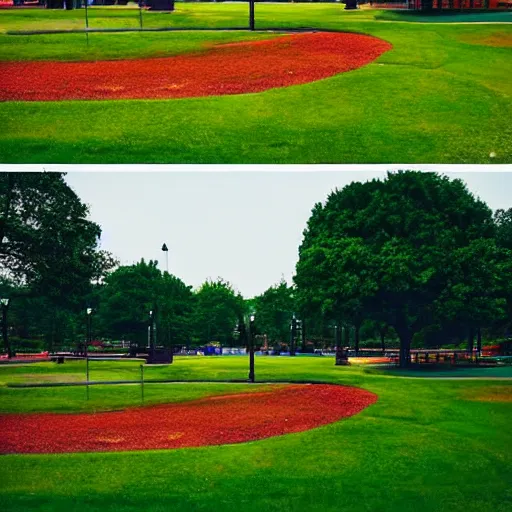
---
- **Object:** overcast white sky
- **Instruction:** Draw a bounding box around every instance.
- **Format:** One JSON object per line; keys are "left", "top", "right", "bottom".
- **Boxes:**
{"left": 64, "top": 170, "right": 512, "bottom": 299}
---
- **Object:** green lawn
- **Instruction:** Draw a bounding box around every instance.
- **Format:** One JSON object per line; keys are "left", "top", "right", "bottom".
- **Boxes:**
{"left": 1, "top": 356, "right": 511, "bottom": 512}
{"left": 0, "top": 5, "right": 511, "bottom": 163}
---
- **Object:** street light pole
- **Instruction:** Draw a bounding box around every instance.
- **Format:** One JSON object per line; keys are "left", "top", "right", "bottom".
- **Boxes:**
{"left": 248, "top": 314, "right": 255, "bottom": 382}
{"left": 149, "top": 310, "right": 154, "bottom": 360}
{"left": 161, "top": 243, "right": 169, "bottom": 273}
{"left": 86, "top": 307, "right": 92, "bottom": 399}
{"left": 290, "top": 314, "right": 296, "bottom": 356}
{"left": 148, "top": 307, "right": 157, "bottom": 362}
{"left": 335, "top": 323, "right": 348, "bottom": 366}
{"left": 1, "top": 298, "right": 11, "bottom": 359}
{"left": 249, "top": 0, "right": 255, "bottom": 31}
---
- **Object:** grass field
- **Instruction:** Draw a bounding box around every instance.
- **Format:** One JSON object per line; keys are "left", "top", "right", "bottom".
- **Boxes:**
{"left": 0, "top": 5, "right": 511, "bottom": 164}
{"left": 1, "top": 356, "right": 511, "bottom": 511}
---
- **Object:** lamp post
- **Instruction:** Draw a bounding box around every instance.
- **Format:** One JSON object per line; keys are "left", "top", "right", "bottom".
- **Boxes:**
{"left": 248, "top": 314, "right": 255, "bottom": 382}
{"left": 1, "top": 298, "right": 11, "bottom": 359}
{"left": 301, "top": 317, "right": 306, "bottom": 352}
{"left": 161, "top": 243, "right": 168, "bottom": 273}
{"left": 86, "top": 307, "right": 92, "bottom": 399}
{"left": 290, "top": 314, "right": 297, "bottom": 356}
{"left": 335, "top": 323, "right": 348, "bottom": 366}
{"left": 249, "top": 0, "right": 255, "bottom": 31}
{"left": 149, "top": 308, "right": 156, "bottom": 361}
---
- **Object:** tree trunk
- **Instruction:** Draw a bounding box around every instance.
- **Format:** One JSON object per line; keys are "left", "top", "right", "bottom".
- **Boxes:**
{"left": 0, "top": 173, "right": 14, "bottom": 245}
{"left": 467, "top": 327, "right": 475, "bottom": 355}
{"left": 354, "top": 324, "right": 360, "bottom": 355}
{"left": 344, "top": 325, "right": 350, "bottom": 349}
{"left": 380, "top": 328, "right": 386, "bottom": 353}
{"left": 398, "top": 331, "right": 412, "bottom": 368}
{"left": 47, "top": 308, "right": 56, "bottom": 353}
{"left": 302, "top": 318, "right": 306, "bottom": 352}
{"left": 335, "top": 324, "right": 347, "bottom": 366}
{"left": 476, "top": 327, "right": 482, "bottom": 354}
{"left": 2, "top": 304, "right": 11, "bottom": 358}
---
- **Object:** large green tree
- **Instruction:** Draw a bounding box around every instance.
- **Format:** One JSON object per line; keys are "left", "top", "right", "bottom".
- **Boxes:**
{"left": 295, "top": 171, "right": 509, "bottom": 367}
{"left": 0, "top": 173, "right": 106, "bottom": 299}
{"left": 0, "top": 172, "right": 117, "bottom": 351}
{"left": 192, "top": 278, "right": 245, "bottom": 346}
{"left": 96, "top": 259, "right": 194, "bottom": 348}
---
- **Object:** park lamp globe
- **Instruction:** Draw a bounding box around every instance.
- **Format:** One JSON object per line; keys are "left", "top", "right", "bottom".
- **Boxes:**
{"left": 86, "top": 307, "right": 92, "bottom": 315}
{"left": 0, "top": 298, "right": 9, "bottom": 307}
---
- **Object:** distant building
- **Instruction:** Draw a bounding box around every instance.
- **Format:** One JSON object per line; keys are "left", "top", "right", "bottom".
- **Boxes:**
{"left": 372, "top": 0, "right": 511, "bottom": 9}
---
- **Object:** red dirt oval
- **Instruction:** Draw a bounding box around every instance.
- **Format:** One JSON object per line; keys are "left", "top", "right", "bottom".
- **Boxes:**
{"left": 0, "top": 384, "right": 377, "bottom": 454}
{"left": 0, "top": 32, "right": 392, "bottom": 102}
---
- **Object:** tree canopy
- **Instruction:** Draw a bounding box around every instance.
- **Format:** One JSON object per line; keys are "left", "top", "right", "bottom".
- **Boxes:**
{"left": 253, "top": 279, "right": 296, "bottom": 349}
{"left": 294, "top": 171, "right": 512, "bottom": 366}
{"left": 191, "top": 278, "right": 245, "bottom": 346}
{"left": 95, "top": 259, "right": 195, "bottom": 347}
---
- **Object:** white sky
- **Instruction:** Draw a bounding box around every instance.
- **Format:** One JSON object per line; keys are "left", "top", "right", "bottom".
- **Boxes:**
{"left": 63, "top": 169, "right": 512, "bottom": 299}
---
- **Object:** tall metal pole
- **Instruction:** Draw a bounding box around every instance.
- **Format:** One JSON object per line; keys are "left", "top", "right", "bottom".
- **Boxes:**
{"left": 162, "top": 244, "right": 169, "bottom": 273}
{"left": 84, "top": 0, "right": 89, "bottom": 46}
{"left": 139, "top": 3, "right": 143, "bottom": 31}
{"left": 1, "top": 300, "right": 11, "bottom": 359}
{"left": 290, "top": 314, "right": 296, "bottom": 356}
{"left": 86, "top": 308, "right": 91, "bottom": 400}
{"left": 149, "top": 310, "right": 154, "bottom": 361}
{"left": 249, "top": 0, "right": 255, "bottom": 31}
{"left": 140, "top": 364, "right": 144, "bottom": 404}
{"left": 248, "top": 315, "right": 255, "bottom": 382}
{"left": 335, "top": 324, "right": 340, "bottom": 365}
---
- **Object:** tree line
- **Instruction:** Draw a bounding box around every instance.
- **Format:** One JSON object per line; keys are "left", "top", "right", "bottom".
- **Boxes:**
{"left": 0, "top": 173, "right": 246, "bottom": 351}
{"left": 1, "top": 171, "right": 512, "bottom": 367}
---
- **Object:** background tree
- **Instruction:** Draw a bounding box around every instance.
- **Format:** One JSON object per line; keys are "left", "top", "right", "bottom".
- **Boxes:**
{"left": 494, "top": 208, "right": 512, "bottom": 250}
{"left": 253, "top": 279, "right": 296, "bottom": 351}
{"left": 158, "top": 272, "right": 195, "bottom": 347}
{"left": 96, "top": 259, "right": 194, "bottom": 349}
{"left": 1, "top": 172, "right": 104, "bottom": 293}
{"left": 0, "top": 172, "right": 117, "bottom": 351}
{"left": 191, "top": 278, "right": 245, "bottom": 346}
{"left": 295, "top": 171, "right": 507, "bottom": 367}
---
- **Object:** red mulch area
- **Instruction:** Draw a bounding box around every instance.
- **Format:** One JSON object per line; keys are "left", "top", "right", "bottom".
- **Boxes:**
{"left": 0, "top": 32, "right": 392, "bottom": 102}
{"left": 0, "top": 384, "right": 377, "bottom": 454}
